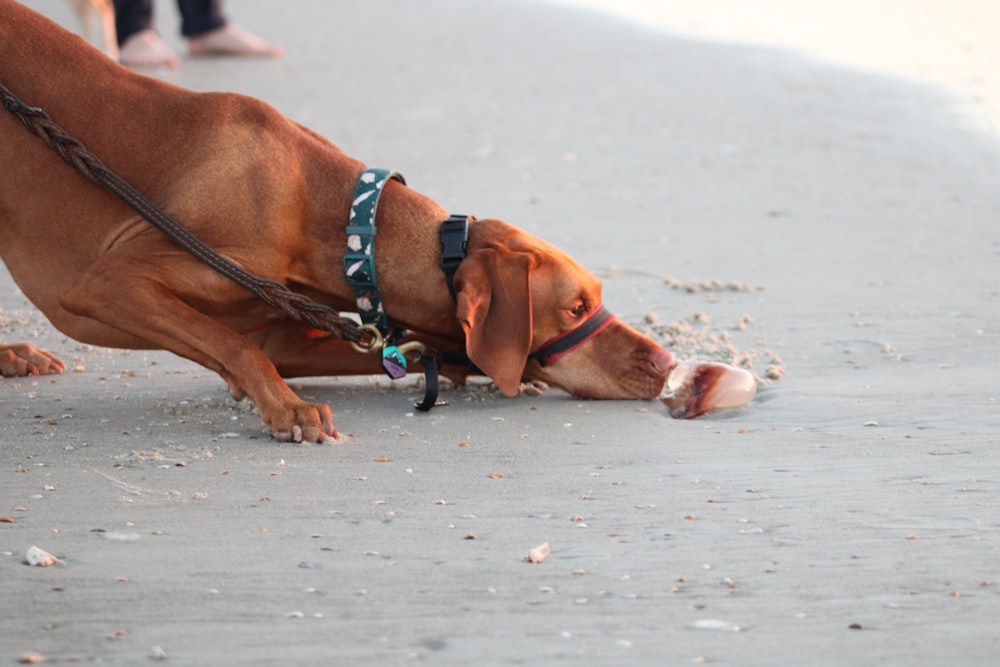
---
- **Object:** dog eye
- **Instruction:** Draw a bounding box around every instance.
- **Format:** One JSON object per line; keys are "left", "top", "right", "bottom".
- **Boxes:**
{"left": 570, "top": 303, "right": 588, "bottom": 318}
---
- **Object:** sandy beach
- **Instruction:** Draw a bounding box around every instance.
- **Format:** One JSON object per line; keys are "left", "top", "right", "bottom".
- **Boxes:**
{"left": 3, "top": 0, "right": 998, "bottom": 664}
{"left": 550, "top": 0, "right": 1000, "bottom": 137}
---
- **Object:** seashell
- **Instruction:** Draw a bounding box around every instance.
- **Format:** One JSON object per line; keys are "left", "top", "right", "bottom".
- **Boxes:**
{"left": 661, "top": 360, "right": 756, "bottom": 419}
{"left": 526, "top": 542, "right": 551, "bottom": 564}
{"left": 25, "top": 545, "right": 62, "bottom": 567}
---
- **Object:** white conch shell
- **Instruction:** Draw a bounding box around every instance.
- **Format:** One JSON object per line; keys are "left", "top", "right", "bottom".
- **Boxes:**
{"left": 661, "top": 360, "right": 756, "bottom": 419}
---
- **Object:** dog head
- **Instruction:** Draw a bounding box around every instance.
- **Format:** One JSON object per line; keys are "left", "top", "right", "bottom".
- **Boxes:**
{"left": 454, "top": 220, "right": 674, "bottom": 399}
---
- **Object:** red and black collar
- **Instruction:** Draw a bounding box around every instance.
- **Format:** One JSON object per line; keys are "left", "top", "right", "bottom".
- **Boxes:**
{"left": 528, "top": 305, "right": 616, "bottom": 367}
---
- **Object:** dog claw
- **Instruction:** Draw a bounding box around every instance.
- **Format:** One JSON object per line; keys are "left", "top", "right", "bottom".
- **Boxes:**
{"left": 262, "top": 400, "right": 339, "bottom": 444}
{"left": 0, "top": 343, "right": 65, "bottom": 377}
{"left": 518, "top": 380, "right": 548, "bottom": 397}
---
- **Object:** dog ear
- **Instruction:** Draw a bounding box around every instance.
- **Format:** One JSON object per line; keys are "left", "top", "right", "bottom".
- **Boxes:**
{"left": 454, "top": 248, "right": 532, "bottom": 397}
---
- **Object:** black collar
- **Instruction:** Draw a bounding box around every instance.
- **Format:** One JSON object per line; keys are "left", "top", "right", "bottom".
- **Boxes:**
{"left": 439, "top": 214, "right": 470, "bottom": 303}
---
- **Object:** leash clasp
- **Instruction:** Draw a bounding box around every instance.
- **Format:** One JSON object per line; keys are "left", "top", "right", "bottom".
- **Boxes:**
{"left": 396, "top": 340, "right": 428, "bottom": 360}
{"left": 349, "top": 326, "right": 429, "bottom": 382}
{"left": 347, "top": 327, "right": 428, "bottom": 361}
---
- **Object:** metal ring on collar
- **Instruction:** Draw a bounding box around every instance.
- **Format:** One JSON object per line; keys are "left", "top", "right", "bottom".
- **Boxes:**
{"left": 350, "top": 324, "right": 385, "bottom": 354}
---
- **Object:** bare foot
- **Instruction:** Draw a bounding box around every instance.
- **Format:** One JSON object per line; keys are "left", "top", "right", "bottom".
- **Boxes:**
{"left": 0, "top": 343, "right": 66, "bottom": 377}
{"left": 187, "top": 24, "right": 283, "bottom": 58}
{"left": 119, "top": 29, "right": 180, "bottom": 68}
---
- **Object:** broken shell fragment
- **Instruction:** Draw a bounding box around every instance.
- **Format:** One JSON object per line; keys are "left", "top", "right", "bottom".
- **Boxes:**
{"left": 661, "top": 360, "right": 756, "bottom": 419}
{"left": 25, "top": 546, "right": 62, "bottom": 567}
{"left": 526, "top": 542, "right": 551, "bottom": 563}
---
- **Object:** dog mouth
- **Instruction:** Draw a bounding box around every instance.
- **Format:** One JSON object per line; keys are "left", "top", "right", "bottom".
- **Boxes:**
{"left": 625, "top": 346, "right": 675, "bottom": 398}
{"left": 618, "top": 367, "right": 671, "bottom": 399}
{"left": 525, "top": 323, "right": 675, "bottom": 400}
{"left": 564, "top": 347, "right": 675, "bottom": 400}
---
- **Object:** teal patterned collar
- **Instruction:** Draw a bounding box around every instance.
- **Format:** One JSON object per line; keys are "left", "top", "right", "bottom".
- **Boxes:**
{"left": 343, "top": 167, "right": 405, "bottom": 335}
{"left": 341, "top": 168, "right": 466, "bottom": 410}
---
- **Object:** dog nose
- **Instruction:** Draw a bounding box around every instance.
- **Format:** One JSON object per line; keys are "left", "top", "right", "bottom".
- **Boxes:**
{"left": 650, "top": 347, "right": 675, "bottom": 377}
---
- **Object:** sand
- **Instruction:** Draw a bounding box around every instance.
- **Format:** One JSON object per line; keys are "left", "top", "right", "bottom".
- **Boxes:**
{"left": 3, "top": 0, "right": 998, "bottom": 665}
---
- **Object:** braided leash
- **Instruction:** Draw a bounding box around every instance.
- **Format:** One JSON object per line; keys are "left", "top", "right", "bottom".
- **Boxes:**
{"left": 1, "top": 81, "right": 370, "bottom": 346}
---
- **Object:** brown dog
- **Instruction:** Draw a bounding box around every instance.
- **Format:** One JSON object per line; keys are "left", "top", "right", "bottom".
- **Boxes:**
{"left": 1, "top": 1, "right": 673, "bottom": 442}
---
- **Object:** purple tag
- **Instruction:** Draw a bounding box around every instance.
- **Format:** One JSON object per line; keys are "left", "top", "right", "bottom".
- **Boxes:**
{"left": 381, "top": 346, "right": 407, "bottom": 379}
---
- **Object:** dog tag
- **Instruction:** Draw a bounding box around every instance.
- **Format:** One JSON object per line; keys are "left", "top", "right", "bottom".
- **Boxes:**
{"left": 381, "top": 346, "right": 408, "bottom": 379}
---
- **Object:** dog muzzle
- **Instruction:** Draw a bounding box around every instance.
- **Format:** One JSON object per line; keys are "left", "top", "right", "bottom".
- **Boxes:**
{"left": 528, "top": 305, "right": 616, "bottom": 367}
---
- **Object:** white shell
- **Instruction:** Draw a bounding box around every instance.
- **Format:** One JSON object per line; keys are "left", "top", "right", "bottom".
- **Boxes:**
{"left": 25, "top": 545, "right": 62, "bottom": 567}
{"left": 662, "top": 360, "right": 756, "bottom": 419}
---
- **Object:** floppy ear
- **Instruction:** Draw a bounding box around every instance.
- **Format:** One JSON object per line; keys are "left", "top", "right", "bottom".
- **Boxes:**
{"left": 454, "top": 248, "right": 532, "bottom": 397}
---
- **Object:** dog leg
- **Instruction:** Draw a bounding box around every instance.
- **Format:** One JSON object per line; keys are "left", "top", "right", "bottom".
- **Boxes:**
{"left": 247, "top": 322, "right": 383, "bottom": 378}
{"left": 60, "top": 261, "right": 337, "bottom": 443}
{"left": 251, "top": 322, "right": 479, "bottom": 388}
{"left": 68, "top": 0, "right": 118, "bottom": 60}
{"left": 249, "top": 322, "right": 480, "bottom": 383}
{"left": 97, "top": 0, "right": 119, "bottom": 61}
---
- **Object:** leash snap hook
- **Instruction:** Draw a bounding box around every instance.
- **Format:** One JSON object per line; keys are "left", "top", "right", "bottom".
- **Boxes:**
{"left": 396, "top": 340, "right": 428, "bottom": 361}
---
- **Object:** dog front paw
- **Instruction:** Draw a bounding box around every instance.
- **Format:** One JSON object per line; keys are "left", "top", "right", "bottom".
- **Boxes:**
{"left": 518, "top": 380, "right": 549, "bottom": 397}
{"left": 0, "top": 343, "right": 66, "bottom": 377}
{"left": 262, "top": 399, "right": 339, "bottom": 444}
